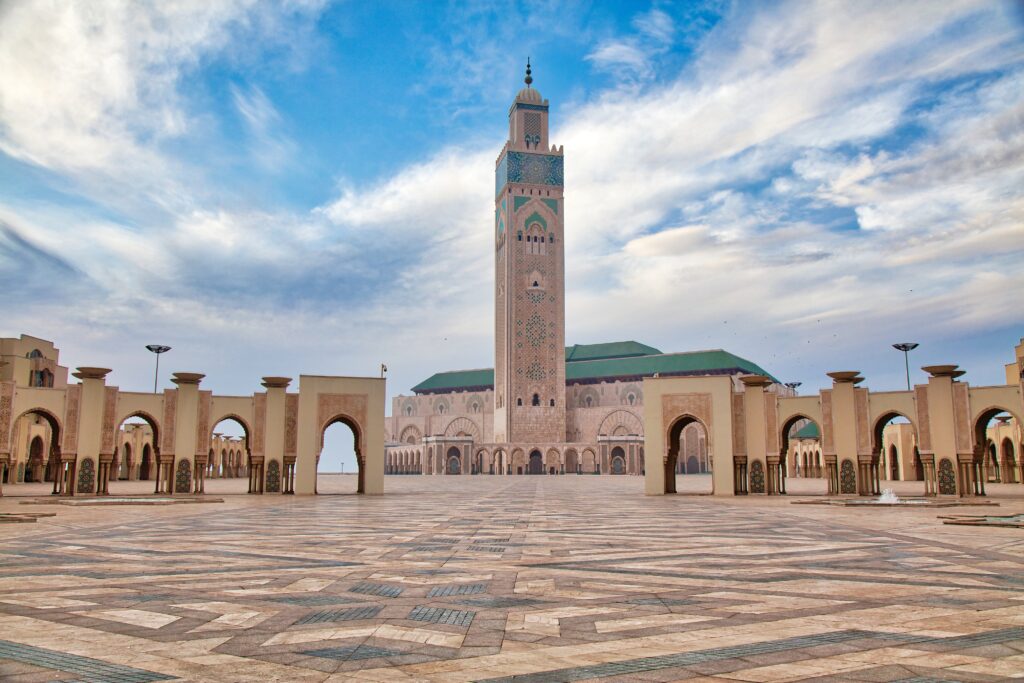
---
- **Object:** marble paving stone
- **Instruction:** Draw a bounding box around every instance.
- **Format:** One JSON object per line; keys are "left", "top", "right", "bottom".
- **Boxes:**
{"left": 0, "top": 477, "right": 1022, "bottom": 682}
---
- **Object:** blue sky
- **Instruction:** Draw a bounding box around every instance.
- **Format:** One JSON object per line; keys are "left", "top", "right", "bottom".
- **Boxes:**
{"left": 2, "top": 1, "right": 1023, "bottom": 468}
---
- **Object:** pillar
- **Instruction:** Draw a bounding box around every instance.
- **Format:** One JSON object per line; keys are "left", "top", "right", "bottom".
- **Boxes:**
{"left": 262, "top": 377, "right": 291, "bottom": 494}
{"left": 170, "top": 372, "right": 204, "bottom": 495}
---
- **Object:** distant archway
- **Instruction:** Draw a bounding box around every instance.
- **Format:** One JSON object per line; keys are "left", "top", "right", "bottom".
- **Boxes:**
{"left": 665, "top": 415, "right": 712, "bottom": 494}
{"left": 610, "top": 446, "right": 626, "bottom": 475}
{"left": 318, "top": 416, "right": 362, "bottom": 494}
{"left": 11, "top": 409, "right": 62, "bottom": 493}
{"left": 564, "top": 448, "right": 579, "bottom": 474}
{"left": 972, "top": 408, "right": 1021, "bottom": 495}
{"left": 1002, "top": 438, "right": 1018, "bottom": 484}
{"left": 109, "top": 412, "right": 161, "bottom": 494}
{"left": 528, "top": 449, "right": 543, "bottom": 475}
{"left": 446, "top": 446, "right": 462, "bottom": 475}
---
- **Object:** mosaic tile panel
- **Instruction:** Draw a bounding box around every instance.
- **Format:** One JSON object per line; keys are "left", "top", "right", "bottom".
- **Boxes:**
{"left": 302, "top": 644, "right": 401, "bottom": 661}
{"left": 292, "top": 605, "right": 382, "bottom": 625}
{"left": 349, "top": 582, "right": 403, "bottom": 598}
{"left": 408, "top": 606, "right": 476, "bottom": 627}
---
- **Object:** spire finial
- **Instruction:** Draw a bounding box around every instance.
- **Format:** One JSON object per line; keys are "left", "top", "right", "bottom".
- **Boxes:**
{"left": 525, "top": 57, "right": 532, "bottom": 87}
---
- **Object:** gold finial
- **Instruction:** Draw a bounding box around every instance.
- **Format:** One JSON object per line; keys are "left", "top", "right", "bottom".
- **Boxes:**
{"left": 525, "top": 57, "right": 532, "bottom": 87}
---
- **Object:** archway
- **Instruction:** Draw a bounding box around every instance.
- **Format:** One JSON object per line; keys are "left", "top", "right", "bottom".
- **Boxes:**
{"left": 780, "top": 414, "right": 823, "bottom": 494}
{"left": 446, "top": 446, "right": 462, "bottom": 475}
{"left": 140, "top": 444, "right": 154, "bottom": 481}
{"left": 581, "top": 448, "right": 597, "bottom": 475}
{"left": 972, "top": 408, "right": 1020, "bottom": 496}
{"left": 987, "top": 441, "right": 1000, "bottom": 483}
{"left": 9, "top": 409, "right": 62, "bottom": 494}
{"left": 1001, "top": 438, "right": 1018, "bottom": 484}
{"left": 206, "top": 416, "right": 251, "bottom": 494}
{"left": 564, "top": 448, "right": 579, "bottom": 474}
{"left": 872, "top": 412, "right": 916, "bottom": 491}
{"left": 665, "top": 415, "right": 712, "bottom": 494}
{"left": 674, "top": 423, "right": 708, "bottom": 474}
{"left": 610, "top": 446, "right": 625, "bottom": 474}
{"left": 528, "top": 449, "right": 543, "bottom": 475}
{"left": 318, "top": 417, "right": 361, "bottom": 494}
{"left": 25, "top": 435, "right": 45, "bottom": 483}
{"left": 119, "top": 443, "right": 131, "bottom": 480}
{"left": 109, "top": 413, "right": 161, "bottom": 495}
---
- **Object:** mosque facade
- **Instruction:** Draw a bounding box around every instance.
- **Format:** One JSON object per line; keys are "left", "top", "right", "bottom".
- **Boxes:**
{"left": 384, "top": 67, "right": 793, "bottom": 477}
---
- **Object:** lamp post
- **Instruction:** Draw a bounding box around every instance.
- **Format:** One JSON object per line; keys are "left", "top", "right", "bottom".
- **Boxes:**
{"left": 784, "top": 381, "right": 802, "bottom": 395}
{"left": 892, "top": 342, "right": 919, "bottom": 391}
{"left": 145, "top": 345, "right": 171, "bottom": 394}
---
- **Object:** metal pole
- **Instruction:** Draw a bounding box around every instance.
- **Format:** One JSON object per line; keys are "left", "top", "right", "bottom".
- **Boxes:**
{"left": 903, "top": 350, "right": 911, "bottom": 391}
{"left": 153, "top": 353, "right": 160, "bottom": 394}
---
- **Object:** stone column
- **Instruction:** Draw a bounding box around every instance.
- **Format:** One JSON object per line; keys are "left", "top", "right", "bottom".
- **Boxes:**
{"left": 825, "top": 371, "right": 863, "bottom": 495}
{"left": 70, "top": 367, "right": 112, "bottom": 496}
{"left": 921, "top": 365, "right": 972, "bottom": 496}
{"left": 262, "top": 377, "right": 291, "bottom": 494}
{"left": 740, "top": 375, "right": 772, "bottom": 494}
{"left": 170, "top": 372, "right": 203, "bottom": 495}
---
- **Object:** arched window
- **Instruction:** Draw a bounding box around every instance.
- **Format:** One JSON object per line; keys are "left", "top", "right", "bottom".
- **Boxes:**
{"left": 27, "top": 349, "right": 43, "bottom": 359}
{"left": 438, "top": 405, "right": 446, "bottom": 415}
{"left": 627, "top": 393, "right": 636, "bottom": 406}
{"left": 585, "top": 395, "right": 593, "bottom": 408}
{"left": 471, "top": 402, "right": 480, "bottom": 413}
{"left": 531, "top": 394, "right": 540, "bottom": 406}
{"left": 404, "top": 405, "right": 413, "bottom": 416}
{"left": 517, "top": 398, "right": 523, "bottom": 406}
{"left": 549, "top": 398, "right": 555, "bottom": 407}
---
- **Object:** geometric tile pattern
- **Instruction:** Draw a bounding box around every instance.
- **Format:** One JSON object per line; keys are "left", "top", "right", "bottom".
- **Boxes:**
{"left": 0, "top": 639, "right": 175, "bottom": 682}
{"left": 1, "top": 476, "right": 1023, "bottom": 681}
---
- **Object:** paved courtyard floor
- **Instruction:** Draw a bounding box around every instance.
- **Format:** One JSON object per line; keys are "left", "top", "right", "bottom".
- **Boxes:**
{"left": 0, "top": 476, "right": 1022, "bottom": 682}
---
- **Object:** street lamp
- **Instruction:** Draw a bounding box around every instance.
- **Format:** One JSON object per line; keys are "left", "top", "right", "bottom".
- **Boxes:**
{"left": 145, "top": 345, "right": 171, "bottom": 393}
{"left": 892, "top": 342, "right": 919, "bottom": 391}
{"left": 784, "top": 381, "right": 802, "bottom": 395}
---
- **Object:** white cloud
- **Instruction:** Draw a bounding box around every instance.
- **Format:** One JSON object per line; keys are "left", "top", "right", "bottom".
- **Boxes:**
{"left": 1, "top": 0, "right": 1022, "bottom": 396}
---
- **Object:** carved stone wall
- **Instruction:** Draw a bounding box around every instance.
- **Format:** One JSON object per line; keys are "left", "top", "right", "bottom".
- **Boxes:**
{"left": 62, "top": 385, "right": 81, "bottom": 456}
{"left": 915, "top": 386, "right": 932, "bottom": 453}
{"left": 855, "top": 388, "right": 871, "bottom": 456}
{"left": 821, "top": 390, "right": 835, "bottom": 455}
{"left": 100, "top": 386, "right": 118, "bottom": 455}
{"left": 175, "top": 458, "right": 192, "bottom": 493}
{"left": 285, "top": 394, "right": 298, "bottom": 456}
{"left": 0, "top": 382, "right": 14, "bottom": 454}
{"left": 252, "top": 393, "right": 266, "bottom": 457}
{"left": 319, "top": 393, "right": 372, "bottom": 456}
{"left": 952, "top": 382, "right": 971, "bottom": 453}
{"left": 162, "top": 389, "right": 177, "bottom": 455}
{"left": 661, "top": 393, "right": 712, "bottom": 435}
{"left": 195, "top": 391, "right": 211, "bottom": 456}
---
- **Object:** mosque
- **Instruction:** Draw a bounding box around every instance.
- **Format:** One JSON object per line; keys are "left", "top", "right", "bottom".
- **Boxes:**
{"left": 1, "top": 65, "right": 1021, "bottom": 498}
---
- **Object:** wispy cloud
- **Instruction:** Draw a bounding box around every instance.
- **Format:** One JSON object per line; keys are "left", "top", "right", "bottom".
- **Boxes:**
{"left": 0, "top": 0, "right": 1021, "bottom": 395}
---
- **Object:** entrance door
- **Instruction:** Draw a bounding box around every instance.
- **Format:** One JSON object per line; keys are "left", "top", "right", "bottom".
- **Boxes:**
{"left": 528, "top": 450, "right": 543, "bottom": 475}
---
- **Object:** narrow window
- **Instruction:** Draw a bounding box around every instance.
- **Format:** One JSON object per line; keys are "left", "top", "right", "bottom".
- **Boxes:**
{"left": 532, "top": 394, "right": 540, "bottom": 406}
{"left": 517, "top": 398, "right": 523, "bottom": 406}
{"left": 549, "top": 398, "right": 555, "bottom": 406}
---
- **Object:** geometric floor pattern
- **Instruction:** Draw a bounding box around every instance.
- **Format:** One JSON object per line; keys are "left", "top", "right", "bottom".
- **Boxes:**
{"left": 1, "top": 476, "right": 1023, "bottom": 682}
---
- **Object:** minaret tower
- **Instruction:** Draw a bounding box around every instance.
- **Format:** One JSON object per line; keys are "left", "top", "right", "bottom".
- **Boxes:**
{"left": 493, "top": 60, "right": 566, "bottom": 444}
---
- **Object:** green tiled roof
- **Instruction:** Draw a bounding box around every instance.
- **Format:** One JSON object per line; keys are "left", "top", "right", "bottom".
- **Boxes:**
{"left": 411, "top": 342, "right": 779, "bottom": 394}
{"left": 793, "top": 422, "right": 821, "bottom": 439}
{"left": 565, "top": 341, "right": 661, "bottom": 362}
{"left": 411, "top": 368, "right": 495, "bottom": 394}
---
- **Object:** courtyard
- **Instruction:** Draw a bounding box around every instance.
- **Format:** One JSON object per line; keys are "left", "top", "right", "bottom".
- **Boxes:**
{"left": 0, "top": 477, "right": 1022, "bottom": 681}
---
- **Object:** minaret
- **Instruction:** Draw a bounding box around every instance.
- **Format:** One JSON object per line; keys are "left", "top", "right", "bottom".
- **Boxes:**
{"left": 493, "top": 60, "right": 566, "bottom": 444}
